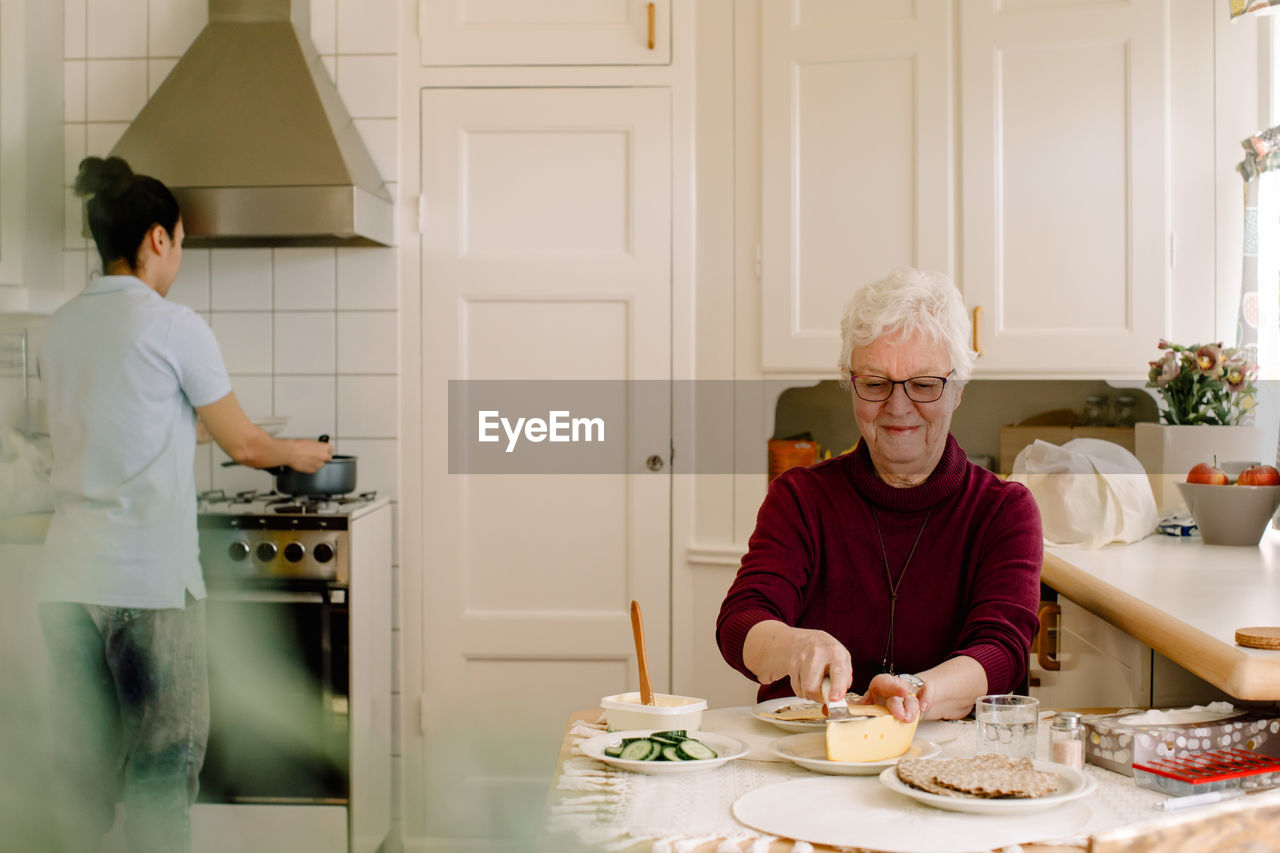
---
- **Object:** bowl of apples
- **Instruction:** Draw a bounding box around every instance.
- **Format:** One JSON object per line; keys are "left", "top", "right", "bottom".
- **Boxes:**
{"left": 1176, "top": 461, "right": 1280, "bottom": 545}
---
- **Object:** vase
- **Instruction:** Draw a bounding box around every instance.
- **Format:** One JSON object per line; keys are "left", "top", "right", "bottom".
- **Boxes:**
{"left": 1134, "top": 422, "right": 1266, "bottom": 513}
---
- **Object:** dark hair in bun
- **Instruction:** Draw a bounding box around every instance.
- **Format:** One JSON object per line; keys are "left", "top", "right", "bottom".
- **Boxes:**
{"left": 74, "top": 156, "right": 180, "bottom": 274}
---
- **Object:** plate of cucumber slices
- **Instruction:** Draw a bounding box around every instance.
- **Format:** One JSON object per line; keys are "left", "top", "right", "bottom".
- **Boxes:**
{"left": 580, "top": 729, "right": 749, "bottom": 775}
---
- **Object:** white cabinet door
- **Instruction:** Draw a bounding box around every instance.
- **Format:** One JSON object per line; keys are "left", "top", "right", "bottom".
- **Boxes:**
{"left": 418, "top": 87, "right": 671, "bottom": 841}
{"left": 419, "top": 0, "right": 670, "bottom": 66}
{"left": 961, "top": 0, "right": 1171, "bottom": 377}
{"left": 1035, "top": 597, "right": 1152, "bottom": 710}
{"left": 761, "top": 0, "right": 953, "bottom": 372}
{"left": 0, "top": 0, "right": 25, "bottom": 288}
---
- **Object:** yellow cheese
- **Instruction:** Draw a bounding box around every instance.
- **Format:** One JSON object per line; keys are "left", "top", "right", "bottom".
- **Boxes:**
{"left": 824, "top": 705, "right": 919, "bottom": 762}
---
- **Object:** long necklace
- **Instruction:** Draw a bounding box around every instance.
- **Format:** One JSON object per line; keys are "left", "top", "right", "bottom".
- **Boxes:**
{"left": 871, "top": 507, "right": 932, "bottom": 675}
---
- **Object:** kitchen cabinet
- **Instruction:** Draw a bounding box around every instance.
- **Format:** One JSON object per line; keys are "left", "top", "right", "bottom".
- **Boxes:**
{"left": 0, "top": 0, "right": 26, "bottom": 290}
{"left": 758, "top": 0, "right": 1236, "bottom": 377}
{"left": 418, "top": 0, "right": 671, "bottom": 66}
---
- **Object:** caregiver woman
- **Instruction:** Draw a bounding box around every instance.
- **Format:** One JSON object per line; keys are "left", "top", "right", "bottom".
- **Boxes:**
{"left": 38, "top": 156, "right": 331, "bottom": 853}
{"left": 716, "top": 267, "right": 1042, "bottom": 724}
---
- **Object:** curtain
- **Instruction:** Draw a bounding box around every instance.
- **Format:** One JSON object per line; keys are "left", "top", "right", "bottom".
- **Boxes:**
{"left": 1236, "top": 128, "right": 1280, "bottom": 361}
{"left": 1231, "top": 0, "right": 1280, "bottom": 18}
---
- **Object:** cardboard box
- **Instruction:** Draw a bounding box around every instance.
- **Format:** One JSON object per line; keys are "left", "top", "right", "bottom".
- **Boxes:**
{"left": 1083, "top": 708, "right": 1280, "bottom": 776}
{"left": 768, "top": 439, "right": 820, "bottom": 481}
{"left": 999, "top": 425, "right": 1135, "bottom": 474}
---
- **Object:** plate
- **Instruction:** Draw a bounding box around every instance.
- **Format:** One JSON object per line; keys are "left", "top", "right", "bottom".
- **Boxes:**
{"left": 579, "top": 729, "right": 748, "bottom": 775}
{"left": 877, "top": 759, "right": 1097, "bottom": 815}
{"left": 251, "top": 416, "right": 289, "bottom": 436}
{"left": 753, "top": 695, "right": 858, "bottom": 732}
{"left": 771, "top": 732, "right": 941, "bottom": 775}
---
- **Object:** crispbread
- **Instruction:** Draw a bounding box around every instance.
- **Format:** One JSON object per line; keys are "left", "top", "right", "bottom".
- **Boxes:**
{"left": 896, "top": 754, "right": 1059, "bottom": 799}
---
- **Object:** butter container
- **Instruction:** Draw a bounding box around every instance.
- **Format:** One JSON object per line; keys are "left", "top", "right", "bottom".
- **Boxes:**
{"left": 600, "top": 692, "right": 706, "bottom": 732}
{"left": 1083, "top": 706, "right": 1280, "bottom": 776}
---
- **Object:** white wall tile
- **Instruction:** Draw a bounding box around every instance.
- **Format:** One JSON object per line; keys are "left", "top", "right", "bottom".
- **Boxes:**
{"left": 353, "top": 118, "right": 397, "bottom": 184}
{"left": 86, "top": 59, "right": 149, "bottom": 122}
{"left": 64, "top": 189, "right": 90, "bottom": 251}
{"left": 274, "top": 313, "right": 336, "bottom": 374}
{"left": 64, "top": 62, "right": 86, "bottom": 122}
{"left": 148, "top": 0, "right": 206, "bottom": 57}
{"left": 168, "top": 249, "right": 210, "bottom": 311}
{"left": 65, "top": 0, "right": 87, "bottom": 58}
{"left": 229, "top": 375, "right": 273, "bottom": 418}
{"left": 63, "top": 250, "right": 92, "bottom": 295}
{"left": 335, "top": 55, "right": 396, "bottom": 119}
{"left": 310, "top": 0, "right": 337, "bottom": 55}
{"left": 64, "top": 125, "right": 87, "bottom": 187}
{"left": 336, "top": 0, "right": 398, "bottom": 54}
{"left": 337, "top": 247, "right": 396, "bottom": 309}
{"left": 209, "top": 448, "right": 274, "bottom": 493}
{"left": 87, "top": 0, "right": 149, "bottom": 58}
{"left": 321, "top": 55, "right": 337, "bottom": 84}
{"left": 210, "top": 312, "right": 273, "bottom": 375}
{"left": 274, "top": 375, "right": 337, "bottom": 438}
{"left": 337, "top": 438, "right": 398, "bottom": 499}
{"left": 211, "top": 249, "right": 273, "bottom": 310}
{"left": 86, "top": 122, "right": 128, "bottom": 157}
{"left": 148, "top": 58, "right": 179, "bottom": 97}
{"left": 274, "top": 248, "right": 337, "bottom": 310}
{"left": 337, "top": 375, "right": 397, "bottom": 437}
{"left": 338, "top": 311, "right": 397, "bottom": 374}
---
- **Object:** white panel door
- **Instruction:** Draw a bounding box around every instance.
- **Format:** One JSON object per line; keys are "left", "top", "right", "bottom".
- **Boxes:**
{"left": 961, "top": 0, "right": 1170, "bottom": 377}
{"left": 418, "top": 87, "right": 671, "bottom": 842}
{"left": 418, "top": 0, "right": 670, "bottom": 66}
{"left": 760, "top": 0, "right": 953, "bottom": 372}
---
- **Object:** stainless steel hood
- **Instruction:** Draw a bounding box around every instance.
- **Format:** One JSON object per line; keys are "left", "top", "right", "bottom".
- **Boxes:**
{"left": 108, "top": 0, "right": 393, "bottom": 247}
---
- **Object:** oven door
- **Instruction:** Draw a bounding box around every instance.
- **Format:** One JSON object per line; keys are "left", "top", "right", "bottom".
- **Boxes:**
{"left": 198, "top": 581, "right": 350, "bottom": 804}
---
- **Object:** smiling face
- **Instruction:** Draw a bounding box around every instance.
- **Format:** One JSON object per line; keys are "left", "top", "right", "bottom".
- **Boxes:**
{"left": 849, "top": 330, "right": 962, "bottom": 487}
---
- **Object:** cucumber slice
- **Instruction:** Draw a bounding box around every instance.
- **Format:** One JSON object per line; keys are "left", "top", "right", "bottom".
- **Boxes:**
{"left": 603, "top": 745, "right": 624, "bottom": 758}
{"left": 648, "top": 734, "right": 683, "bottom": 746}
{"left": 619, "top": 739, "right": 657, "bottom": 761}
{"left": 661, "top": 745, "right": 683, "bottom": 761}
{"left": 677, "top": 739, "right": 717, "bottom": 760}
{"left": 652, "top": 730, "right": 687, "bottom": 740}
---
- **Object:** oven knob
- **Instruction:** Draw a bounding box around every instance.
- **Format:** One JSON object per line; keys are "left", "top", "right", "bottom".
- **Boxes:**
{"left": 313, "top": 543, "right": 335, "bottom": 563}
{"left": 283, "top": 542, "right": 305, "bottom": 563}
{"left": 255, "top": 542, "right": 278, "bottom": 562}
{"left": 228, "top": 541, "right": 251, "bottom": 562}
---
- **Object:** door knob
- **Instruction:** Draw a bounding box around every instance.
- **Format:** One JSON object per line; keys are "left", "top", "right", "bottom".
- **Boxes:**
{"left": 645, "top": 455, "right": 664, "bottom": 471}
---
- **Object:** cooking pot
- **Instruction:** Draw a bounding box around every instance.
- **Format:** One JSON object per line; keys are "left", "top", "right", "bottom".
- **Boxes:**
{"left": 221, "top": 435, "right": 356, "bottom": 496}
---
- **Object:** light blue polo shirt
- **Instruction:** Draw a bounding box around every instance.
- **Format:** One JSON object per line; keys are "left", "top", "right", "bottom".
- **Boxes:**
{"left": 39, "top": 275, "right": 232, "bottom": 608}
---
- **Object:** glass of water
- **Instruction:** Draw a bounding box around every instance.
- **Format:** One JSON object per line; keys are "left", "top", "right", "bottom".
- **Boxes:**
{"left": 976, "top": 694, "right": 1039, "bottom": 760}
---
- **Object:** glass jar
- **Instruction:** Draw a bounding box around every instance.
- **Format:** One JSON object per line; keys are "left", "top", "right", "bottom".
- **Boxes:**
{"left": 1051, "top": 711, "right": 1085, "bottom": 769}
{"left": 1114, "top": 395, "right": 1137, "bottom": 427}
{"left": 1081, "top": 395, "right": 1108, "bottom": 427}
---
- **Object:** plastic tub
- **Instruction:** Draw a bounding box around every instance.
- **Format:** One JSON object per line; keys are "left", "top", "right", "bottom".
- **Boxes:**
{"left": 600, "top": 692, "right": 706, "bottom": 732}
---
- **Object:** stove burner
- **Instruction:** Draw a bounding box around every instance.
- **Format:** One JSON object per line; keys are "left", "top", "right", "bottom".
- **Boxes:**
{"left": 200, "top": 488, "right": 378, "bottom": 516}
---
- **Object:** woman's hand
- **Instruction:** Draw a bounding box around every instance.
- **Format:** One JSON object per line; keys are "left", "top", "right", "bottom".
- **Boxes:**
{"left": 742, "top": 622, "right": 852, "bottom": 704}
{"left": 857, "top": 673, "right": 924, "bottom": 723}
{"left": 288, "top": 438, "right": 334, "bottom": 473}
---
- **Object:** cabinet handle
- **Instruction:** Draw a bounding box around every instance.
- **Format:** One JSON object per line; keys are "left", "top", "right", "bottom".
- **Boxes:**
{"left": 1036, "top": 602, "right": 1061, "bottom": 672}
{"left": 648, "top": 3, "right": 655, "bottom": 50}
{"left": 972, "top": 305, "right": 983, "bottom": 357}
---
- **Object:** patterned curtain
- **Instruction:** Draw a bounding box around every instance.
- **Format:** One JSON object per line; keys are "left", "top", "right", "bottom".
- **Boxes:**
{"left": 1236, "top": 128, "right": 1280, "bottom": 360}
{"left": 1231, "top": 0, "right": 1280, "bottom": 18}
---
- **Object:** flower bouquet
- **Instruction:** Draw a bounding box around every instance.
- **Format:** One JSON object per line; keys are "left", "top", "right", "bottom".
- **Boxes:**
{"left": 1146, "top": 340, "right": 1258, "bottom": 425}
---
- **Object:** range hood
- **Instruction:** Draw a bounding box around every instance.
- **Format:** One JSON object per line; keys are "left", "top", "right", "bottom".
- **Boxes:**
{"left": 109, "top": 0, "right": 393, "bottom": 247}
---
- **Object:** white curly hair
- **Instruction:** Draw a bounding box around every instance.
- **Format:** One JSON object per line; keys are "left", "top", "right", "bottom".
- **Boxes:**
{"left": 836, "top": 266, "right": 976, "bottom": 387}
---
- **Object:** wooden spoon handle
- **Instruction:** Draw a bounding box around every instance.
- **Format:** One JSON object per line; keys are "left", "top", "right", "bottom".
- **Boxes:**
{"left": 630, "top": 600, "right": 655, "bottom": 705}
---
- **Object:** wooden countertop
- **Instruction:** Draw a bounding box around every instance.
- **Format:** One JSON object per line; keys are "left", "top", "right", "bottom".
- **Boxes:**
{"left": 1043, "top": 529, "right": 1280, "bottom": 701}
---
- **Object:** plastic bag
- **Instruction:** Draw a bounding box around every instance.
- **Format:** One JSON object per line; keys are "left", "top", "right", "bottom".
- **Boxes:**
{"left": 1009, "top": 438, "right": 1157, "bottom": 548}
{"left": 0, "top": 428, "right": 54, "bottom": 515}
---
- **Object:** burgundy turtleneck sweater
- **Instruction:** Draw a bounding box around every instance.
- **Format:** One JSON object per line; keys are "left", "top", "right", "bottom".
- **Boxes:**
{"left": 717, "top": 434, "right": 1043, "bottom": 702}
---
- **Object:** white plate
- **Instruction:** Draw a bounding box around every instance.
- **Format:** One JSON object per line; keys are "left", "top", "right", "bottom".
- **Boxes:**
{"left": 771, "top": 732, "right": 941, "bottom": 775}
{"left": 251, "top": 416, "right": 289, "bottom": 436}
{"left": 877, "top": 759, "right": 1097, "bottom": 815}
{"left": 579, "top": 729, "right": 748, "bottom": 775}
{"left": 753, "top": 695, "right": 858, "bottom": 732}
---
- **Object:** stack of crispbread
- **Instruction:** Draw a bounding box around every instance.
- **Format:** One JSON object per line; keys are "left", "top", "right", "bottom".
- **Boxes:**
{"left": 896, "top": 754, "right": 1059, "bottom": 799}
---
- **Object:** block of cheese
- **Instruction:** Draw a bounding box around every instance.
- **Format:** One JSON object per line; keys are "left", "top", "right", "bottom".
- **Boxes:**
{"left": 825, "top": 705, "right": 919, "bottom": 762}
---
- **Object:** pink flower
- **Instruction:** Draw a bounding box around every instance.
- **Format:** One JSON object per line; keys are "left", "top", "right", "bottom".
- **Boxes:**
{"left": 1155, "top": 352, "right": 1180, "bottom": 387}
{"left": 1195, "top": 344, "right": 1223, "bottom": 377}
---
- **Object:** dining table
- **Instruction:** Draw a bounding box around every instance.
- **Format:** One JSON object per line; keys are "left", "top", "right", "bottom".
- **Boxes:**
{"left": 538, "top": 706, "right": 1280, "bottom": 853}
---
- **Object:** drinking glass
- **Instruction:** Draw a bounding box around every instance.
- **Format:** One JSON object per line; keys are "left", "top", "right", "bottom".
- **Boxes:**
{"left": 975, "top": 694, "right": 1039, "bottom": 760}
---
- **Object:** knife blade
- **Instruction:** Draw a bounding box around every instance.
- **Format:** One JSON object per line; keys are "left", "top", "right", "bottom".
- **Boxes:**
{"left": 821, "top": 676, "right": 855, "bottom": 721}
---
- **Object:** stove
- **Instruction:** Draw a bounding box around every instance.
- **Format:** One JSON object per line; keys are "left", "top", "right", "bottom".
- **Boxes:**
{"left": 197, "top": 488, "right": 383, "bottom": 583}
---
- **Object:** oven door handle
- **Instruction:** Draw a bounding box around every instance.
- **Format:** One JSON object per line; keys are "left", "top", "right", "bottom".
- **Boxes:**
{"left": 206, "top": 589, "right": 332, "bottom": 604}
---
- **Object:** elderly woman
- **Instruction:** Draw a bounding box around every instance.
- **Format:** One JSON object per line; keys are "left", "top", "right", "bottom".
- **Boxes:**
{"left": 716, "top": 267, "right": 1042, "bottom": 724}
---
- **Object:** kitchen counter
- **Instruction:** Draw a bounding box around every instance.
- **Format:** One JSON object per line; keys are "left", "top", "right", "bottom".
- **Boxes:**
{"left": 1043, "top": 529, "right": 1280, "bottom": 701}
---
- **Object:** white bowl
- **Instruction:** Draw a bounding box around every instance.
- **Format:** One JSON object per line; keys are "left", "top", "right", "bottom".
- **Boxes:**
{"left": 1176, "top": 481, "right": 1280, "bottom": 546}
{"left": 600, "top": 691, "right": 706, "bottom": 731}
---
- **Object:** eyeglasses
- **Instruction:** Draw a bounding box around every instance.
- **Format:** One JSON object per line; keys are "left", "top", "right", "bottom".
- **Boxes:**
{"left": 850, "top": 372, "right": 954, "bottom": 403}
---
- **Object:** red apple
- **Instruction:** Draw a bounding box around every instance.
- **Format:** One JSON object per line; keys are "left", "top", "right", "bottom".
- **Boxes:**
{"left": 1187, "top": 462, "right": 1229, "bottom": 485}
{"left": 1238, "top": 464, "right": 1280, "bottom": 486}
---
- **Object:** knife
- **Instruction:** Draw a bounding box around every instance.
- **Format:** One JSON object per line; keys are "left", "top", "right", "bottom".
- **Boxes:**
{"left": 821, "top": 676, "right": 855, "bottom": 721}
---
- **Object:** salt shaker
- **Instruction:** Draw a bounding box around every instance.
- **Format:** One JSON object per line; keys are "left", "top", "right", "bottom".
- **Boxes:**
{"left": 1081, "top": 395, "right": 1106, "bottom": 426}
{"left": 1114, "top": 395, "right": 1137, "bottom": 427}
{"left": 1051, "top": 711, "right": 1085, "bottom": 769}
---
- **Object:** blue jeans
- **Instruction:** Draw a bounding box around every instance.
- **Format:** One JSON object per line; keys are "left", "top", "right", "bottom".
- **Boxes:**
{"left": 39, "top": 595, "right": 209, "bottom": 853}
